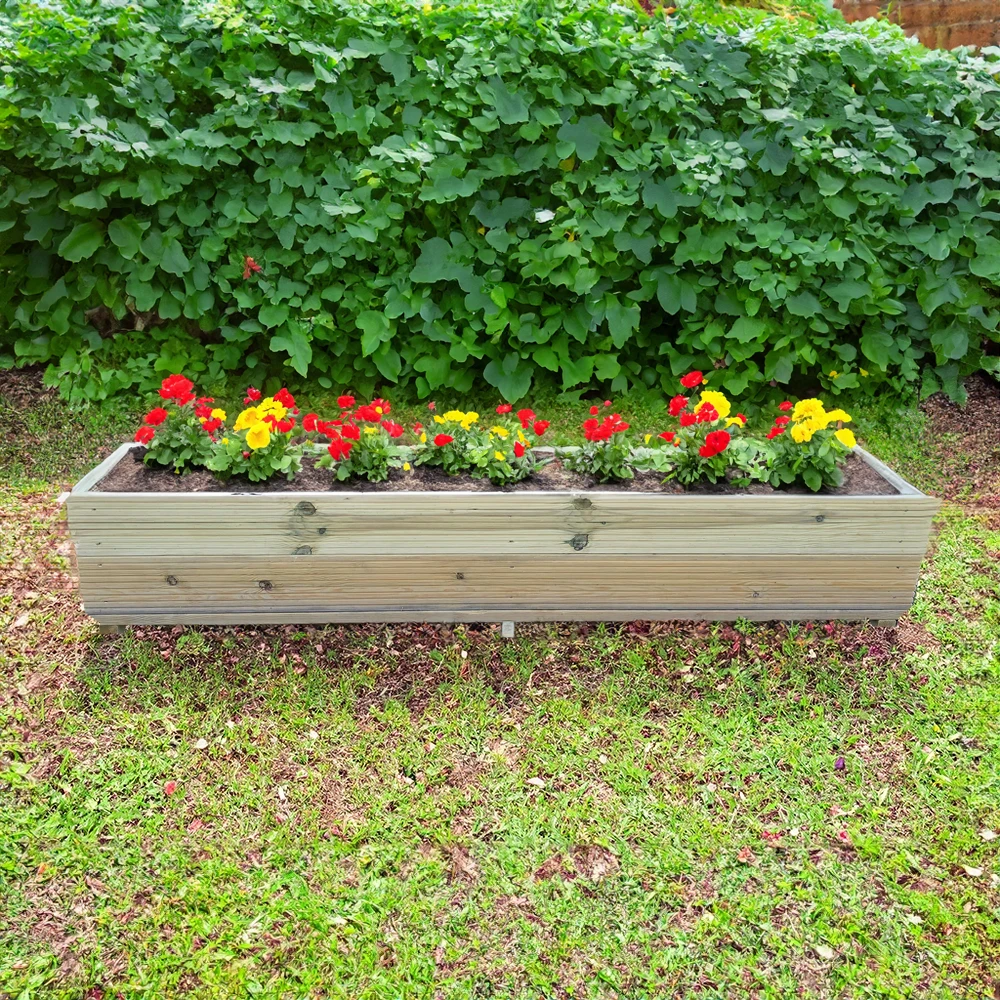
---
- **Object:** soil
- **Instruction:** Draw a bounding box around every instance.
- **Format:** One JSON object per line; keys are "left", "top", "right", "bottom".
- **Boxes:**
{"left": 93, "top": 450, "right": 898, "bottom": 496}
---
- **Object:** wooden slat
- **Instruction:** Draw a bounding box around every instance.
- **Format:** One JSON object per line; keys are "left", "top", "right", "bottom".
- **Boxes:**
{"left": 76, "top": 554, "right": 923, "bottom": 615}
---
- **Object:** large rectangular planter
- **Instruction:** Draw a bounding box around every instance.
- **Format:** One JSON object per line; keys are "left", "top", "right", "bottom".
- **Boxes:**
{"left": 65, "top": 443, "right": 939, "bottom": 630}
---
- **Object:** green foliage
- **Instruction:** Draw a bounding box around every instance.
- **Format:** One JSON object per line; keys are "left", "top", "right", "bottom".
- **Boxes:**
{"left": 1, "top": 0, "right": 999, "bottom": 404}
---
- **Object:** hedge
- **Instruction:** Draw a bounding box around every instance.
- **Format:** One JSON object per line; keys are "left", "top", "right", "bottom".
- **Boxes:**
{"left": 1, "top": 0, "right": 999, "bottom": 404}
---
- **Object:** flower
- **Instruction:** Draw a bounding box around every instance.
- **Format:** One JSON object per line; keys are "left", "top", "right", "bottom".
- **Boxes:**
{"left": 490, "top": 425, "right": 510, "bottom": 439}
{"left": 403, "top": 462, "right": 411, "bottom": 471}
{"left": 589, "top": 405, "right": 599, "bottom": 416}
{"left": 210, "top": 408, "right": 226, "bottom": 421}
{"left": 583, "top": 413, "right": 629, "bottom": 442}
{"left": 695, "top": 403, "right": 719, "bottom": 424}
{"left": 679, "top": 412, "right": 697, "bottom": 427}
{"left": 824, "top": 408, "right": 852, "bottom": 424}
{"left": 159, "top": 374, "right": 195, "bottom": 405}
{"left": 201, "top": 417, "right": 223, "bottom": 434}
{"left": 245, "top": 423, "right": 271, "bottom": 450}
{"left": 163, "top": 780, "right": 177, "bottom": 796}
{"left": 194, "top": 401, "right": 214, "bottom": 419}
{"left": 725, "top": 416, "right": 744, "bottom": 428}
{"left": 514, "top": 441, "right": 526, "bottom": 458}
{"left": 680, "top": 371, "right": 703, "bottom": 388}
{"left": 337, "top": 394, "right": 355, "bottom": 409}
{"left": 342, "top": 423, "right": 361, "bottom": 441}
{"left": 243, "top": 386, "right": 261, "bottom": 404}
{"left": 791, "top": 398, "right": 825, "bottom": 423}
{"left": 859, "top": 368, "right": 869, "bottom": 377}
{"left": 835, "top": 428, "right": 857, "bottom": 448}
{"left": 494, "top": 451, "right": 506, "bottom": 461}
{"left": 790, "top": 422, "right": 814, "bottom": 444}
{"left": 233, "top": 407, "right": 260, "bottom": 432}
{"left": 355, "top": 403, "right": 382, "bottom": 422}
{"left": 778, "top": 400, "right": 793, "bottom": 412}
{"left": 496, "top": 403, "right": 513, "bottom": 414}
{"left": 699, "top": 429, "right": 731, "bottom": 458}
{"left": 766, "top": 427, "right": 785, "bottom": 439}
{"left": 774, "top": 415, "right": 790, "bottom": 427}
{"left": 303, "top": 413, "right": 319, "bottom": 432}
{"left": 371, "top": 397, "right": 391, "bottom": 416}
{"left": 381, "top": 420, "right": 402, "bottom": 438}
{"left": 434, "top": 434, "right": 454, "bottom": 446}
{"left": 134, "top": 425, "right": 155, "bottom": 444}
{"left": 144, "top": 407, "right": 169, "bottom": 426}
{"left": 327, "top": 437, "right": 353, "bottom": 461}
{"left": 427, "top": 401, "right": 436, "bottom": 411}
{"left": 517, "top": 408, "right": 535, "bottom": 428}
{"left": 658, "top": 431, "right": 675, "bottom": 441}
{"left": 276, "top": 418, "right": 295, "bottom": 433}
{"left": 273, "top": 387, "right": 296, "bottom": 410}
{"left": 242, "top": 255, "right": 262, "bottom": 279}
{"left": 363, "top": 426, "right": 377, "bottom": 435}
{"left": 668, "top": 394, "right": 688, "bottom": 417}
{"left": 419, "top": 432, "right": 427, "bottom": 444}
{"left": 533, "top": 419, "right": 549, "bottom": 436}
{"left": 695, "top": 390, "right": 731, "bottom": 420}
{"left": 829, "top": 370, "right": 838, "bottom": 378}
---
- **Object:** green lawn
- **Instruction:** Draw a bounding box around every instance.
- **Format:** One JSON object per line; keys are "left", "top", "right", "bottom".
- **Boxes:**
{"left": 1, "top": 372, "right": 999, "bottom": 999}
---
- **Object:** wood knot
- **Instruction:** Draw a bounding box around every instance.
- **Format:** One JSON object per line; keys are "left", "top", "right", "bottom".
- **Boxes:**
{"left": 294, "top": 501, "right": 317, "bottom": 516}
{"left": 456, "top": 572, "right": 465, "bottom": 580}
{"left": 573, "top": 497, "right": 593, "bottom": 509}
{"left": 258, "top": 580, "right": 273, "bottom": 592}
{"left": 568, "top": 533, "right": 589, "bottom": 551}
{"left": 293, "top": 545, "right": 312, "bottom": 556}
{"left": 815, "top": 514, "right": 825, "bottom": 523}
{"left": 165, "top": 575, "right": 178, "bottom": 586}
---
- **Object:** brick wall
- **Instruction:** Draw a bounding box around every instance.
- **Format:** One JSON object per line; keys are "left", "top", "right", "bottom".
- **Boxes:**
{"left": 834, "top": 0, "right": 1000, "bottom": 50}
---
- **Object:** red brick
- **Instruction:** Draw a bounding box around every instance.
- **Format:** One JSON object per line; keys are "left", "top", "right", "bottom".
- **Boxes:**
{"left": 836, "top": 2, "right": 891, "bottom": 22}
{"left": 937, "top": 22, "right": 1000, "bottom": 47}
{"left": 900, "top": 0, "right": 1000, "bottom": 29}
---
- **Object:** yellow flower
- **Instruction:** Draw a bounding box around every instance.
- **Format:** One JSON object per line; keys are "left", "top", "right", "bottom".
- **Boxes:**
{"left": 860, "top": 368, "right": 869, "bottom": 377}
{"left": 245, "top": 422, "right": 271, "bottom": 450}
{"left": 490, "top": 425, "right": 509, "bottom": 439}
{"left": 494, "top": 451, "right": 506, "bottom": 462}
{"left": 257, "top": 397, "right": 287, "bottom": 421}
{"left": 443, "top": 409, "right": 466, "bottom": 422}
{"left": 233, "top": 406, "right": 260, "bottom": 431}
{"left": 420, "top": 432, "right": 427, "bottom": 444}
{"left": 829, "top": 370, "right": 838, "bottom": 378}
{"left": 433, "top": 415, "right": 446, "bottom": 425}
{"left": 403, "top": 462, "right": 411, "bottom": 471}
{"left": 460, "top": 411, "right": 479, "bottom": 430}
{"left": 725, "top": 416, "right": 745, "bottom": 428}
{"left": 695, "top": 389, "right": 731, "bottom": 420}
{"left": 364, "top": 426, "right": 376, "bottom": 434}
{"left": 791, "top": 398, "right": 825, "bottom": 423}
{"left": 221, "top": 437, "right": 229, "bottom": 445}
{"left": 790, "top": 422, "right": 814, "bottom": 444}
{"left": 644, "top": 433, "right": 652, "bottom": 444}
{"left": 824, "top": 408, "right": 852, "bottom": 424}
{"left": 477, "top": 225, "right": 486, "bottom": 235}
{"left": 835, "top": 428, "right": 857, "bottom": 448}
{"left": 516, "top": 429, "right": 528, "bottom": 446}
{"left": 210, "top": 408, "right": 226, "bottom": 421}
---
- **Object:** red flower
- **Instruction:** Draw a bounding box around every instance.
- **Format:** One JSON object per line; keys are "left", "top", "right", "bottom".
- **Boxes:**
{"left": 680, "top": 371, "right": 703, "bottom": 388}
{"left": 201, "top": 417, "right": 223, "bottom": 434}
{"left": 658, "top": 431, "right": 675, "bottom": 441}
{"left": 144, "top": 407, "right": 169, "bottom": 426}
{"left": 496, "top": 403, "right": 513, "bottom": 414}
{"left": 774, "top": 415, "right": 790, "bottom": 427}
{"left": 669, "top": 394, "right": 688, "bottom": 417}
{"left": 517, "top": 408, "right": 535, "bottom": 428}
{"left": 413, "top": 422, "right": 423, "bottom": 432}
{"left": 341, "top": 423, "right": 361, "bottom": 441}
{"left": 583, "top": 418, "right": 599, "bottom": 435}
{"left": 327, "top": 437, "right": 353, "bottom": 462}
{"left": 276, "top": 418, "right": 295, "bottom": 433}
{"left": 244, "top": 386, "right": 261, "bottom": 404}
{"left": 778, "top": 400, "right": 793, "bottom": 412}
{"left": 533, "top": 419, "right": 549, "bottom": 436}
{"left": 370, "top": 397, "right": 390, "bottom": 416}
{"left": 242, "top": 451, "right": 250, "bottom": 458}
{"left": 589, "top": 405, "right": 599, "bottom": 416}
{"left": 583, "top": 414, "right": 629, "bottom": 442}
{"left": 699, "top": 430, "right": 731, "bottom": 457}
{"left": 337, "top": 394, "right": 355, "bottom": 409}
{"left": 163, "top": 780, "right": 177, "bottom": 796}
{"left": 242, "top": 255, "right": 263, "bottom": 279}
{"left": 303, "top": 413, "right": 319, "bottom": 432}
{"left": 134, "top": 426, "right": 155, "bottom": 445}
{"left": 354, "top": 404, "right": 381, "bottom": 422}
{"left": 766, "top": 427, "right": 785, "bottom": 439}
{"left": 194, "top": 402, "right": 214, "bottom": 419}
{"left": 159, "top": 374, "right": 194, "bottom": 404}
{"left": 679, "top": 412, "right": 697, "bottom": 427}
{"left": 273, "top": 387, "right": 296, "bottom": 409}
{"left": 696, "top": 403, "right": 719, "bottom": 424}
{"left": 736, "top": 413, "right": 747, "bottom": 424}
{"left": 604, "top": 400, "right": 612, "bottom": 407}
{"left": 382, "top": 420, "right": 404, "bottom": 438}
{"left": 514, "top": 441, "right": 526, "bottom": 458}
{"left": 427, "top": 401, "right": 436, "bottom": 411}
{"left": 434, "top": 433, "right": 454, "bottom": 446}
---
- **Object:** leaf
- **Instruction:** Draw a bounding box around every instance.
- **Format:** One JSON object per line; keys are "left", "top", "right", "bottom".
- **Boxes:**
{"left": 656, "top": 272, "right": 698, "bottom": 314}
{"left": 861, "top": 330, "right": 894, "bottom": 368}
{"left": 107, "top": 217, "right": 145, "bottom": 259}
{"left": 785, "top": 291, "right": 821, "bottom": 318}
{"left": 270, "top": 324, "right": 313, "bottom": 376}
{"left": 813, "top": 945, "right": 835, "bottom": 961}
{"left": 57, "top": 222, "right": 104, "bottom": 262}
{"left": 159, "top": 238, "right": 191, "bottom": 276}
{"left": 194, "top": 738, "right": 208, "bottom": 750}
{"left": 970, "top": 236, "right": 1000, "bottom": 281}
{"left": 258, "top": 303, "right": 290, "bottom": 327}
{"left": 962, "top": 865, "right": 984, "bottom": 877}
{"left": 526, "top": 776, "right": 546, "bottom": 789}
{"left": 410, "top": 237, "right": 473, "bottom": 285}
{"left": 931, "top": 327, "right": 968, "bottom": 361}
{"left": 980, "top": 828, "right": 997, "bottom": 842}
{"left": 356, "top": 310, "right": 392, "bottom": 356}
{"left": 488, "top": 77, "right": 529, "bottom": 124}
{"left": 483, "top": 353, "right": 533, "bottom": 401}
{"left": 605, "top": 300, "right": 640, "bottom": 349}
{"left": 556, "top": 115, "right": 612, "bottom": 162}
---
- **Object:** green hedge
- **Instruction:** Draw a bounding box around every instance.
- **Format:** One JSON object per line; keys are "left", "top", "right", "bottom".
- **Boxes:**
{"left": 1, "top": 0, "right": 999, "bottom": 403}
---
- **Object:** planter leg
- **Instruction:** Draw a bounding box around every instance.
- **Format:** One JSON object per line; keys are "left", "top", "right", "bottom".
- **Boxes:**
{"left": 97, "top": 623, "right": 126, "bottom": 636}
{"left": 501, "top": 621, "right": 515, "bottom": 639}
{"left": 876, "top": 619, "right": 898, "bottom": 629}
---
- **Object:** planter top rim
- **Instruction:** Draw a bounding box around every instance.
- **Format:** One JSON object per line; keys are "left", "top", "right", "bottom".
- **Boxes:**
{"left": 66, "top": 443, "right": 932, "bottom": 502}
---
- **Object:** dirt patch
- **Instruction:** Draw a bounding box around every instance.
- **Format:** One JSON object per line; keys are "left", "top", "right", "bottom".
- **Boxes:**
{"left": 93, "top": 449, "right": 897, "bottom": 496}
{"left": 534, "top": 844, "right": 620, "bottom": 883}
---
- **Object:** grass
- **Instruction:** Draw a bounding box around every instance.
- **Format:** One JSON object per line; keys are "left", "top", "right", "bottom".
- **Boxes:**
{"left": 1, "top": 371, "right": 999, "bottom": 999}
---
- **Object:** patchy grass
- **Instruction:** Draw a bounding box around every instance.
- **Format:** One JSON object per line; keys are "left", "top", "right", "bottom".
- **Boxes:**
{"left": 1, "top": 372, "right": 999, "bottom": 999}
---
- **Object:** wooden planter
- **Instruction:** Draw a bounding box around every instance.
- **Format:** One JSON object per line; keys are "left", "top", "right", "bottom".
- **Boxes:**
{"left": 65, "top": 443, "right": 938, "bottom": 633}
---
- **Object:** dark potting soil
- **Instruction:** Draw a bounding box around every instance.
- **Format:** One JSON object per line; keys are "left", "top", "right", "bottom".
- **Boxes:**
{"left": 94, "top": 450, "right": 899, "bottom": 496}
